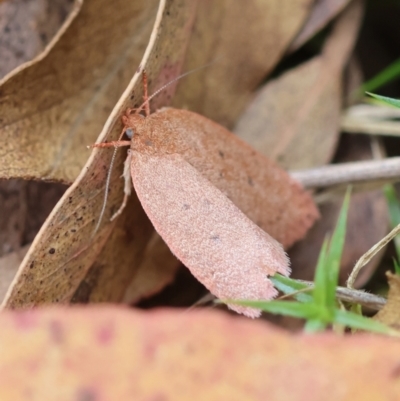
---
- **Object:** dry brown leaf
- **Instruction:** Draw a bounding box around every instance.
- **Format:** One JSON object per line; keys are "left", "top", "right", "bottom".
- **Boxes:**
{"left": 0, "top": 0, "right": 161, "bottom": 182}
{"left": 1, "top": 306, "right": 400, "bottom": 401}
{"left": 234, "top": 0, "right": 363, "bottom": 170}
{"left": 0, "top": 0, "right": 71, "bottom": 269}
{"left": 375, "top": 272, "right": 400, "bottom": 329}
{"left": 288, "top": 0, "right": 352, "bottom": 52}
{"left": 2, "top": 0, "right": 199, "bottom": 308}
{"left": 172, "top": 0, "right": 314, "bottom": 128}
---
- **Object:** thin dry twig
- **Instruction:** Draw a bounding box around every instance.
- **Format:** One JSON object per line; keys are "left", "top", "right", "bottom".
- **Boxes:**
{"left": 296, "top": 280, "right": 386, "bottom": 311}
{"left": 347, "top": 223, "right": 400, "bottom": 289}
{"left": 201, "top": 284, "right": 386, "bottom": 311}
{"left": 291, "top": 157, "right": 400, "bottom": 189}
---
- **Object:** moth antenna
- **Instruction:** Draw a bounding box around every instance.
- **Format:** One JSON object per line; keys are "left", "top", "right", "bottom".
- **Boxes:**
{"left": 136, "top": 61, "right": 217, "bottom": 115}
{"left": 92, "top": 143, "right": 120, "bottom": 237}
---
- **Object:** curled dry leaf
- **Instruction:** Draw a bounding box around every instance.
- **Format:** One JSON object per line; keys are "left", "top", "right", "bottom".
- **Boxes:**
{"left": 0, "top": 0, "right": 71, "bottom": 276}
{"left": 288, "top": 0, "right": 352, "bottom": 52}
{"left": 234, "top": 0, "right": 364, "bottom": 170}
{"left": 1, "top": 306, "right": 400, "bottom": 401}
{"left": 172, "top": 0, "right": 314, "bottom": 127}
{"left": 0, "top": 0, "right": 161, "bottom": 182}
{"left": 2, "top": 0, "right": 199, "bottom": 308}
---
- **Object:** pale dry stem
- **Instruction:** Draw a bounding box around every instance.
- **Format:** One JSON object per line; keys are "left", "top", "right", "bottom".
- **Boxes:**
{"left": 347, "top": 223, "right": 400, "bottom": 289}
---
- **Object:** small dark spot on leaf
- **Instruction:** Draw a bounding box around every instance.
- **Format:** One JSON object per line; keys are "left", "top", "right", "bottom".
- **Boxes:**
{"left": 247, "top": 176, "right": 254, "bottom": 186}
{"left": 183, "top": 204, "right": 190, "bottom": 210}
{"left": 49, "top": 320, "right": 64, "bottom": 344}
{"left": 76, "top": 388, "right": 98, "bottom": 401}
{"left": 71, "top": 229, "right": 76, "bottom": 233}
{"left": 390, "top": 362, "right": 400, "bottom": 378}
{"left": 49, "top": 248, "right": 55, "bottom": 254}
{"left": 210, "top": 235, "right": 220, "bottom": 241}
{"left": 218, "top": 150, "right": 224, "bottom": 158}
{"left": 68, "top": 197, "right": 73, "bottom": 203}
{"left": 97, "top": 324, "right": 114, "bottom": 345}
{"left": 30, "top": 261, "right": 35, "bottom": 269}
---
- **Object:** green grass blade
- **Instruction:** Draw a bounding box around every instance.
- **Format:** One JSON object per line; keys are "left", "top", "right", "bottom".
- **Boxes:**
{"left": 384, "top": 184, "right": 400, "bottom": 260}
{"left": 312, "top": 237, "right": 329, "bottom": 307}
{"left": 359, "top": 58, "right": 400, "bottom": 93}
{"left": 270, "top": 274, "right": 313, "bottom": 303}
{"left": 228, "top": 300, "right": 321, "bottom": 320}
{"left": 366, "top": 92, "right": 400, "bottom": 108}
{"left": 393, "top": 258, "right": 400, "bottom": 276}
{"left": 324, "top": 188, "right": 351, "bottom": 309}
{"left": 334, "top": 310, "right": 398, "bottom": 336}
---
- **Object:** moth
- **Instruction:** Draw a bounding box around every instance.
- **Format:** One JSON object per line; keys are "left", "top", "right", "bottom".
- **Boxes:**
{"left": 91, "top": 72, "right": 318, "bottom": 317}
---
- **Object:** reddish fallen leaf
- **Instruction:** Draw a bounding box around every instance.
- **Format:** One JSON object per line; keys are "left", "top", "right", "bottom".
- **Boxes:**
{"left": 0, "top": 306, "right": 400, "bottom": 401}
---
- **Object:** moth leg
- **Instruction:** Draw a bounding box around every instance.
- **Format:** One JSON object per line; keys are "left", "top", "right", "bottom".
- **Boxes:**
{"left": 111, "top": 150, "right": 132, "bottom": 221}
